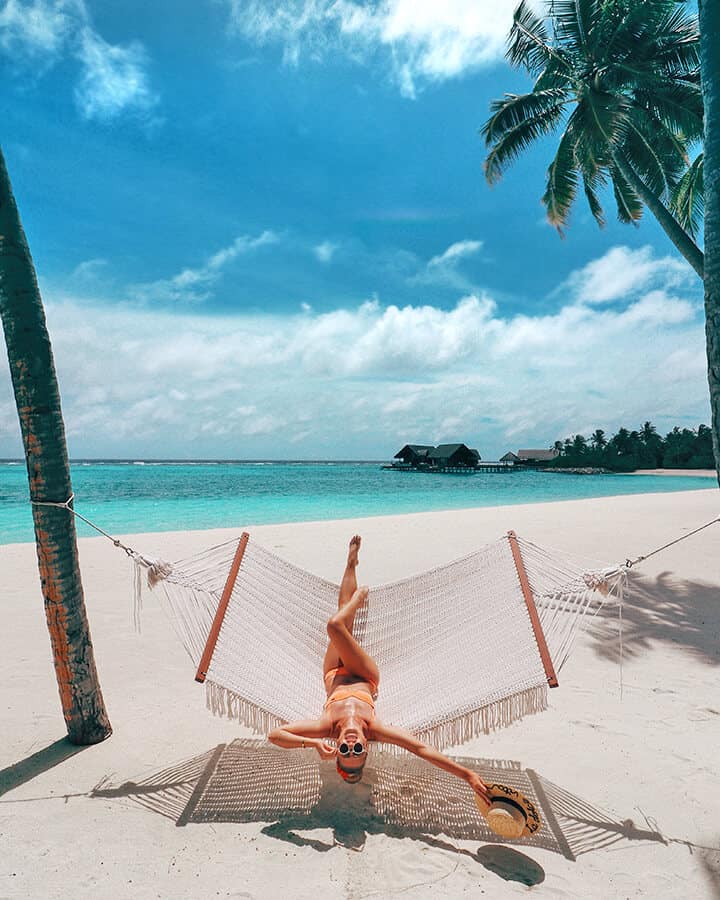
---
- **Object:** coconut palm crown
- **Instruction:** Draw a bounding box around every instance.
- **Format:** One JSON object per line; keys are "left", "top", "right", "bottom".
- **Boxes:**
{"left": 482, "top": 0, "right": 704, "bottom": 277}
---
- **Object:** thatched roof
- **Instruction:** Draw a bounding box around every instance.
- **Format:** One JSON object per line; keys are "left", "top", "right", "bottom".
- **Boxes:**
{"left": 394, "top": 444, "right": 434, "bottom": 459}
{"left": 517, "top": 449, "right": 559, "bottom": 461}
{"left": 428, "top": 443, "right": 467, "bottom": 460}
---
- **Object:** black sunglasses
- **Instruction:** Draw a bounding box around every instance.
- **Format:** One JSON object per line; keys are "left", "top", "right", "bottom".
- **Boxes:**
{"left": 338, "top": 741, "right": 365, "bottom": 757}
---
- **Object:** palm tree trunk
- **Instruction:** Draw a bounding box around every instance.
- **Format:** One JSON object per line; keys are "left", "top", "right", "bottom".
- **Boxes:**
{"left": 0, "top": 147, "right": 112, "bottom": 744}
{"left": 612, "top": 150, "right": 705, "bottom": 280}
{"left": 700, "top": 0, "right": 720, "bottom": 485}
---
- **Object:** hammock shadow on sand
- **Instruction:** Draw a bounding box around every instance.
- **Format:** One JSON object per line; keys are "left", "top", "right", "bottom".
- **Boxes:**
{"left": 590, "top": 570, "right": 720, "bottom": 667}
{"left": 92, "top": 739, "right": 665, "bottom": 862}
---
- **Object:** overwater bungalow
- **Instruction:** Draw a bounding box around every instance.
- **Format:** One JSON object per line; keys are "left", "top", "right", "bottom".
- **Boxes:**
{"left": 518, "top": 449, "right": 559, "bottom": 466}
{"left": 500, "top": 448, "right": 559, "bottom": 467}
{"left": 428, "top": 443, "right": 480, "bottom": 469}
{"left": 386, "top": 442, "right": 482, "bottom": 473}
{"left": 393, "top": 444, "right": 434, "bottom": 467}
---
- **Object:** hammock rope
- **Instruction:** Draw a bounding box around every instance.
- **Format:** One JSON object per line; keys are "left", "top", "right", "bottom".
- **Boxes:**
{"left": 623, "top": 515, "right": 720, "bottom": 567}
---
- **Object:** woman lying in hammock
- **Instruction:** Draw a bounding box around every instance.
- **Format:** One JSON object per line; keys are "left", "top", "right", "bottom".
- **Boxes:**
{"left": 269, "top": 535, "right": 491, "bottom": 805}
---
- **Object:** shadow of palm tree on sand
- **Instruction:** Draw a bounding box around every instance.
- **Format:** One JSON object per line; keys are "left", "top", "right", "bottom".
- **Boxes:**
{"left": 589, "top": 570, "right": 720, "bottom": 668}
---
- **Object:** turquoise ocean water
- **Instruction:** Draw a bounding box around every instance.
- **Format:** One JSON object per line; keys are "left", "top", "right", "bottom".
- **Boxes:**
{"left": 0, "top": 460, "right": 715, "bottom": 546}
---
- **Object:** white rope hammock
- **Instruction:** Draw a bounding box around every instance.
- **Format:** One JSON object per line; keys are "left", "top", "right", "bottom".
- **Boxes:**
{"left": 133, "top": 530, "right": 626, "bottom": 749}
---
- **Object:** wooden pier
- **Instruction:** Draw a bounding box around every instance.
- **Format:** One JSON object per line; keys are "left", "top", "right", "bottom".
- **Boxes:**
{"left": 475, "top": 462, "right": 516, "bottom": 473}
{"left": 382, "top": 461, "right": 515, "bottom": 474}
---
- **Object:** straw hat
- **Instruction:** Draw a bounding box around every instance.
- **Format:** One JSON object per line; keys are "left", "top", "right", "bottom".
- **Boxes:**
{"left": 475, "top": 783, "right": 542, "bottom": 839}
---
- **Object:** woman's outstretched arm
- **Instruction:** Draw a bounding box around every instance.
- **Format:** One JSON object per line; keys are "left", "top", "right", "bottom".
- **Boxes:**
{"left": 371, "top": 721, "right": 491, "bottom": 807}
{"left": 268, "top": 718, "right": 336, "bottom": 759}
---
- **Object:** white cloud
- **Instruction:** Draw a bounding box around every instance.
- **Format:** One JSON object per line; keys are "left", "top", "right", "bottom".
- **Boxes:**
{"left": 132, "top": 231, "right": 279, "bottom": 304}
{"left": 228, "top": 0, "right": 521, "bottom": 97}
{"left": 428, "top": 239, "right": 483, "bottom": 268}
{"left": 74, "top": 27, "right": 157, "bottom": 120}
{"left": 0, "top": 0, "right": 158, "bottom": 120}
{"left": 0, "top": 244, "right": 705, "bottom": 459}
{"left": 71, "top": 257, "right": 108, "bottom": 280}
{"left": 564, "top": 245, "right": 693, "bottom": 305}
{"left": 314, "top": 240, "right": 338, "bottom": 263}
{"left": 409, "top": 238, "right": 483, "bottom": 291}
{"left": 0, "top": 0, "right": 79, "bottom": 57}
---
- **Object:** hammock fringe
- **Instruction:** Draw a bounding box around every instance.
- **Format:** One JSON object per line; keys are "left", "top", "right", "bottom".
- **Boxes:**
{"left": 205, "top": 680, "right": 548, "bottom": 751}
{"left": 132, "top": 558, "right": 144, "bottom": 634}
{"left": 413, "top": 684, "right": 548, "bottom": 749}
{"left": 206, "top": 681, "right": 284, "bottom": 736}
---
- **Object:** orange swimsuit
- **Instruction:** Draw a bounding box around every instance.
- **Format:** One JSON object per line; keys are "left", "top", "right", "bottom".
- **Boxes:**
{"left": 324, "top": 666, "right": 378, "bottom": 710}
{"left": 325, "top": 686, "right": 375, "bottom": 710}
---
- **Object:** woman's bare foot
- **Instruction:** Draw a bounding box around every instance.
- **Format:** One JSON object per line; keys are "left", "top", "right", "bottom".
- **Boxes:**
{"left": 347, "top": 535, "right": 361, "bottom": 568}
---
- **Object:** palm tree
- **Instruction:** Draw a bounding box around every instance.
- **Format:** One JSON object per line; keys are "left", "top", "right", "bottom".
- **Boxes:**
{"left": 638, "top": 420, "right": 662, "bottom": 467}
{"left": 571, "top": 433, "right": 588, "bottom": 455}
{"left": 0, "top": 147, "right": 112, "bottom": 744}
{"left": 611, "top": 426, "right": 632, "bottom": 455}
{"left": 482, "top": 0, "right": 704, "bottom": 278}
{"left": 639, "top": 420, "right": 657, "bottom": 443}
{"left": 590, "top": 428, "right": 607, "bottom": 450}
{"left": 699, "top": 0, "right": 720, "bottom": 481}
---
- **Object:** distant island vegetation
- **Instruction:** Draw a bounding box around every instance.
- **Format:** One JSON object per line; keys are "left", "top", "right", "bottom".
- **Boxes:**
{"left": 547, "top": 422, "right": 714, "bottom": 472}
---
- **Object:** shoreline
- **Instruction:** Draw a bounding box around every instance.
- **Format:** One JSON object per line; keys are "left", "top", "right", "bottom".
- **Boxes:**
{"left": 629, "top": 468, "right": 716, "bottom": 477}
{"left": 125, "top": 487, "right": 720, "bottom": 581}
{"left": 3, "top": 489, "right": 720, "bottom": 898}
{"left": 1, "top": 481, "right": 716, "bottom": 550}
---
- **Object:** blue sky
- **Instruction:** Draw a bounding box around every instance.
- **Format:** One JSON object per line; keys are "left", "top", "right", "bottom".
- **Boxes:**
{"left": 0, "top": 0, "right": 708, "bottom": 459}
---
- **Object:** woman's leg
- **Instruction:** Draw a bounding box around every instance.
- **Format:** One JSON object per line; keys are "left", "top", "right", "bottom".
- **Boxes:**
{"left": 323, "top": 535, "right": 361, "bottom": 676}
{"left": 326, "top": 586, "right": 380, "bottom": 688}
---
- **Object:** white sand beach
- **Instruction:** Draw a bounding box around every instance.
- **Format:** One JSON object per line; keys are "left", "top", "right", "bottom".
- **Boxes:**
{"left": 2, "top": 488, "right": 720, "bottom": 899}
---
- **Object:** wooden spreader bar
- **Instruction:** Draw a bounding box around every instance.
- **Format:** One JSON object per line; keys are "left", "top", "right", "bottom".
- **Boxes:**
{"left": 507, "top": 530, "right": 559, "bottom": 689}
{"left": 195, "top": 532, "right": 250, "bottom": 684}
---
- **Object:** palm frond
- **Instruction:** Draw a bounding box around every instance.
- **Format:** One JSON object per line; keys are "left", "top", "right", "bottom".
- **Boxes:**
{"left": 481, "top": 89, "right": 568, "bottom": 144}
{"left": 676, "top": 69, "right": 701, "bottom": 86}
{"left": 622, "top": 111, "right": 686, "bottom": 199}
{"left": 574, "top": 88, "right": 627, "bottom": 162}
{"left": 610, "top": 165, "right": 643, "bottom": 224}
{"left": 624, "top": 0, "right": 688, "bottom": 41}
{"left": 653, "top": 5, "right": 701, "bottom": 73}
{"left": 619, "top": 70, "right": 703, "bottom": 136}
{"left": 583, "top": 172, "right": 606, "bottom": 228}
{"left": 542, "top": 123, "right": 579, "bottom": 232}
{"left": 507, "top": 0, "right": 568, "bottom": 75}
{"left": 552, "top": 0, "right": 601, "bottom": 55}
{"left": 533, "top": 57, "right": 574, "bottom": 91}
{"left": 594, "top": 0, "right": 646, "bottom": 64}
{"left": 632, "top": 81, "right": 703, "bottom": 144}
{"left": 599, "top": 1, "right": 698, "bottom": 77}
{"left": 484, "top": 105, "right": 565, "bottom": 184}
{"left": 670, "top": 153, "right": 704, "bottom": 238}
